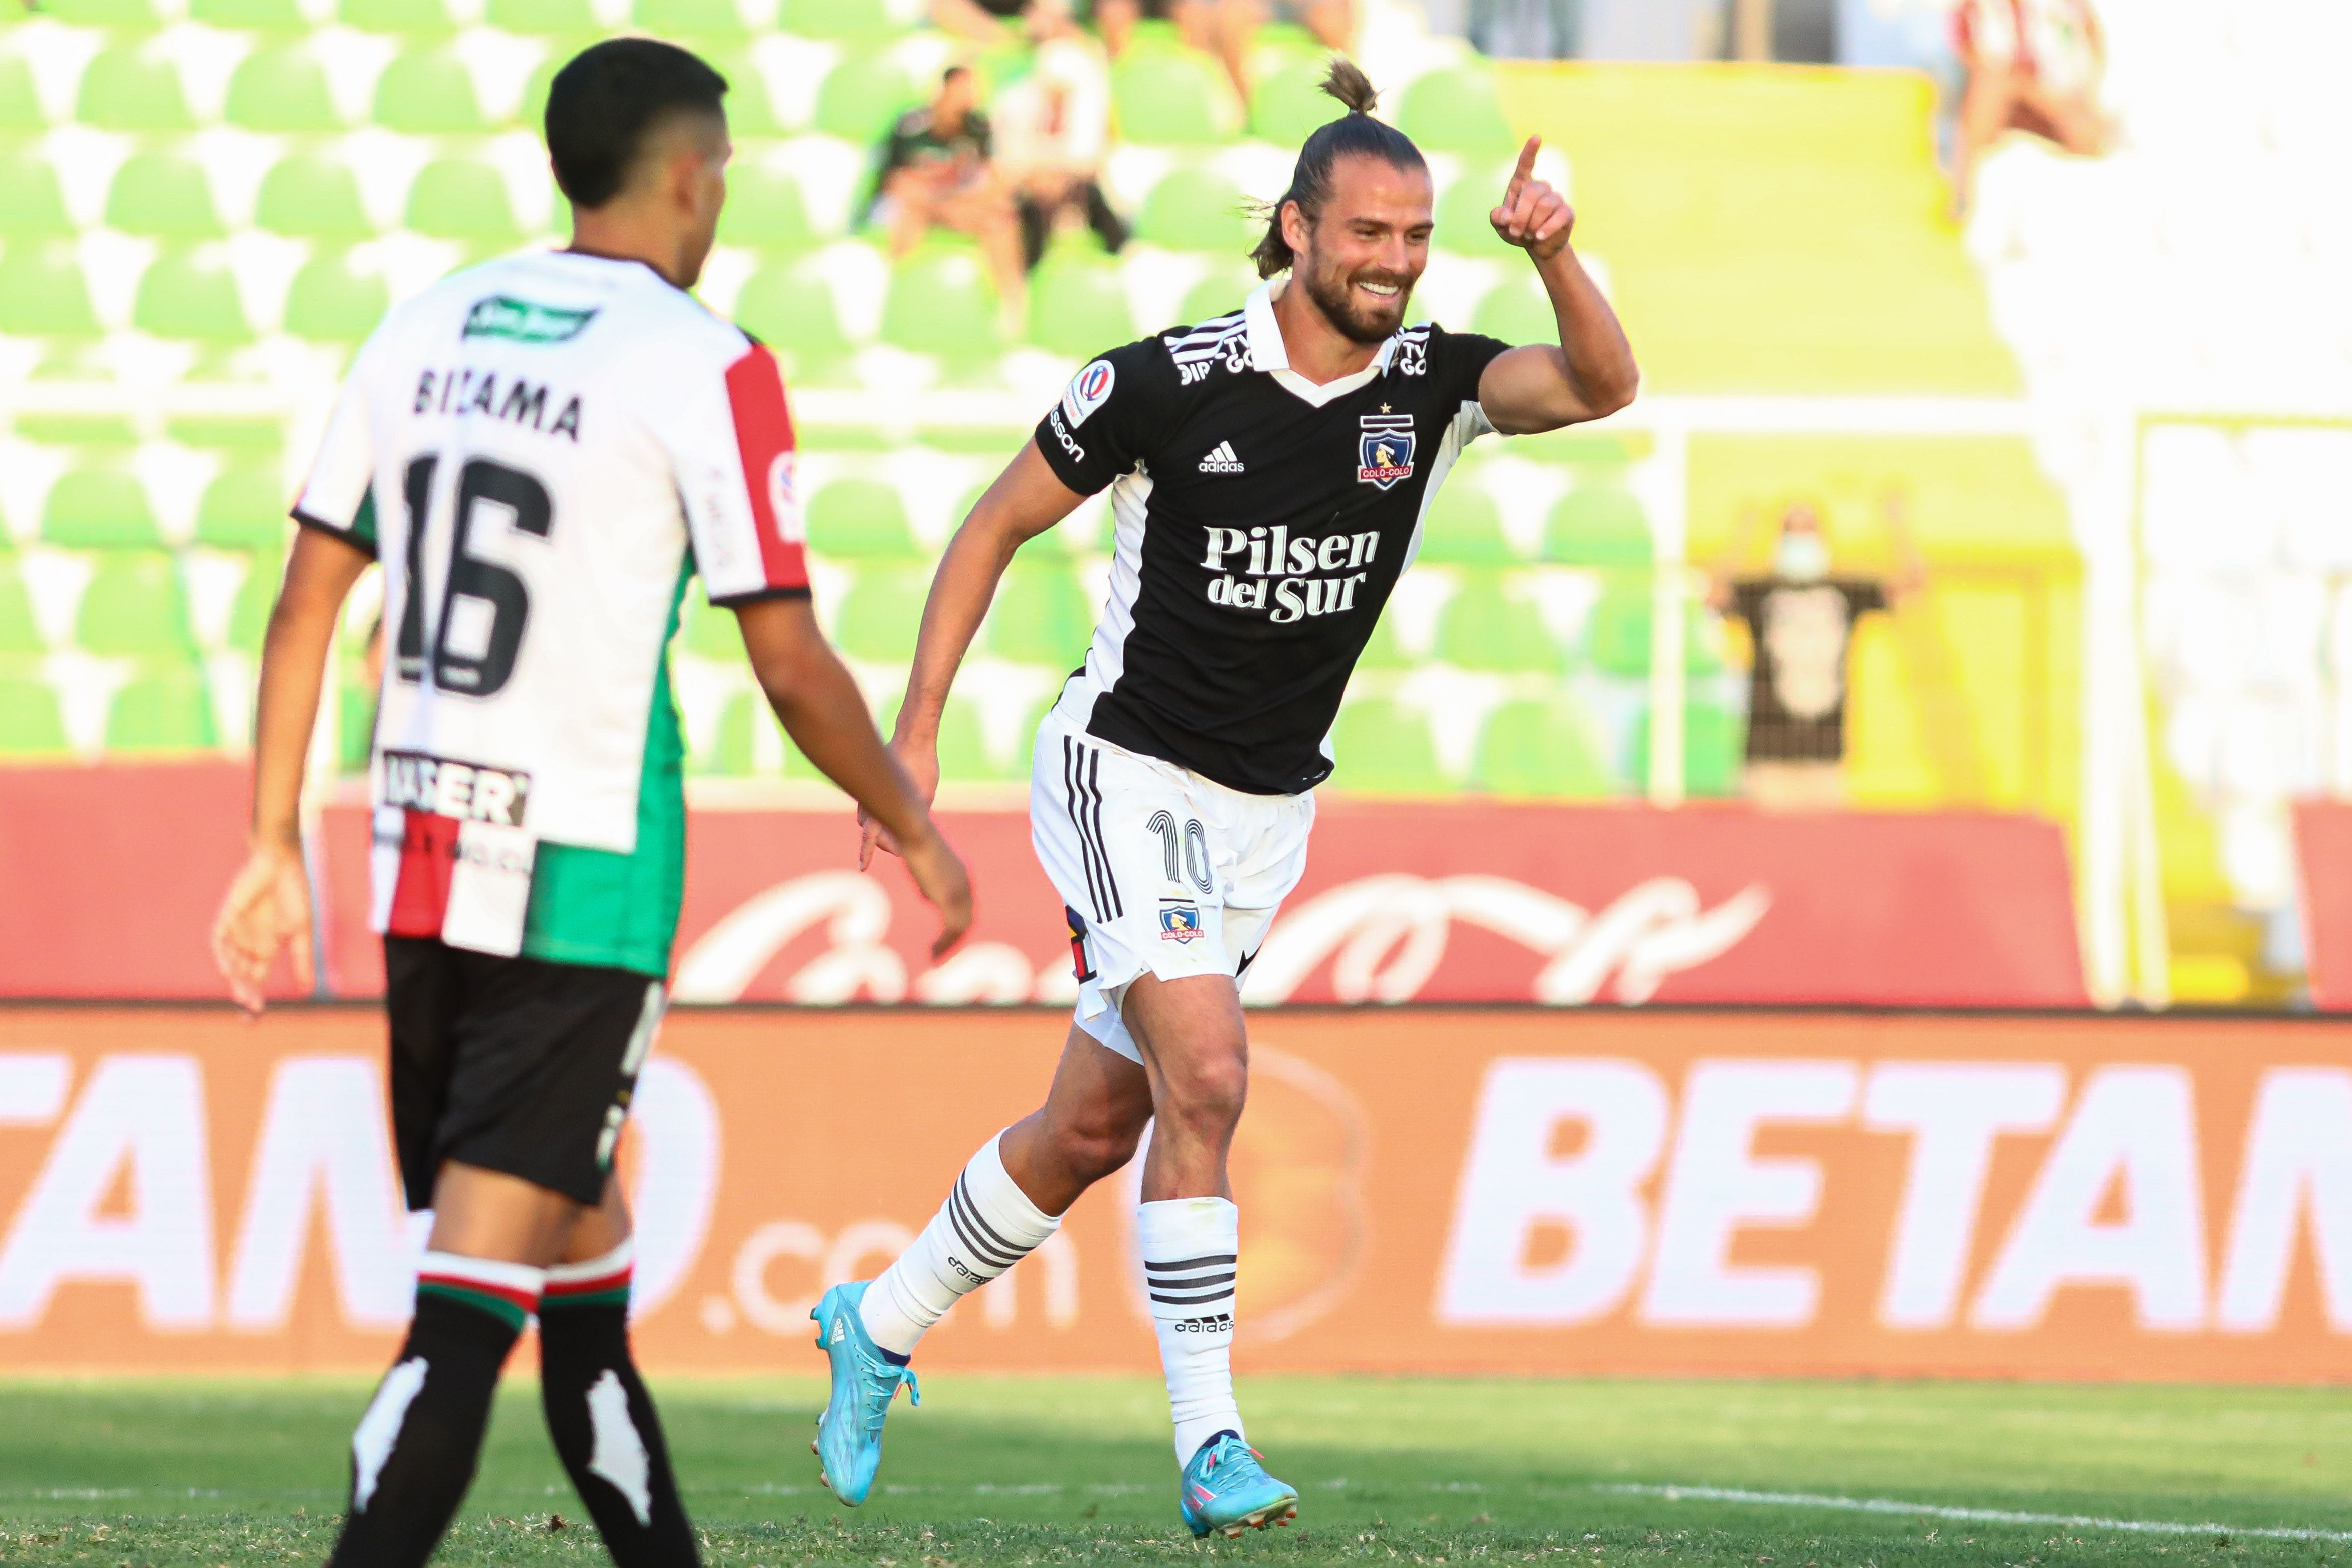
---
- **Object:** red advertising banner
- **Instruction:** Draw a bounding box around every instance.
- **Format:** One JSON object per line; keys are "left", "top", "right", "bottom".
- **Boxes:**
{"left": 0, "top": 763, "right": 2087, "bottom": 1007}
{"left": 0, "top": 1006, "right": 2346, "bottom": 1380}
{"left": 2297, "top": 800, "right": 2352, "bottom": 1009}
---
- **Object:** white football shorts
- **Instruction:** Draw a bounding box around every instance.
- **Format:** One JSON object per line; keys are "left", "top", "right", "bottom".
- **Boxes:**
{"left": 1030, "top": 705, "right": 1315, "bottom": 1064}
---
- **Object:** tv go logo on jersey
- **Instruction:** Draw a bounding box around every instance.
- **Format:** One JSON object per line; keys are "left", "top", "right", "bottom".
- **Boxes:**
{"left": 1061, "top": 360, "right": 1116, "bottom": 428}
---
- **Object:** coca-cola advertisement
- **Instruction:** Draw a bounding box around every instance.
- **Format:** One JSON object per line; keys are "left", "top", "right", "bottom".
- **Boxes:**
{"left": 0, "top": 764, "right": 2085, "bottom": 1006}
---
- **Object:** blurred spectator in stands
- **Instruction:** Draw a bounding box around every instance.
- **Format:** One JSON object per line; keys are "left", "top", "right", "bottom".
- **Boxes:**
{"left": 1949, "top": 0, "right": 2117, "bottom": 218}
{"left": 995, "top": 0, "right": 1130, "bottom": 270}
{"left": 1470, "top": 0, "right": 1580, "bottom": 60}
{"left": 872, "top": 64, "right": 1028, "bottom": 333}
{"left": 1093, "top": 0, "right": 1354, "bottom": 100}
{"left": 1710, "top": 493, "right": 1926, "bottom": 811}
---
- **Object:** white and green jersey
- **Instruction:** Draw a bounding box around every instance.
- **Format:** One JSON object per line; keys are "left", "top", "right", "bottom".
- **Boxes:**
{"left": 295, "top": 249, "right": 808, "bottom": 975}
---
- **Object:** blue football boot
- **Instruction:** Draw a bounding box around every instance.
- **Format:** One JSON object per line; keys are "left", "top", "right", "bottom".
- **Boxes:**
{"left": 1178, "top": 1431, "right": 1299, "bottom": 1538}
{"left": 810, "top": 1281, "right": 918, "bottom": 1505}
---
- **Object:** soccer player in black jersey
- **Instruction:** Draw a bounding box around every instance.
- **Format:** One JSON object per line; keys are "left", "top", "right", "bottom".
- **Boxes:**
{"left": 813, "top": 59, "right": 1636, "bottom": 1535}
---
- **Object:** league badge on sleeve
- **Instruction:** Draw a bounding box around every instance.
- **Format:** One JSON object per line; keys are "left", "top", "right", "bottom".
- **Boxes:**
{"left": 1062, "top": 359, "right": 1116, "bottom": 428}
{"left": 1358, "top": 413, "right": 1416, "bottom": 489}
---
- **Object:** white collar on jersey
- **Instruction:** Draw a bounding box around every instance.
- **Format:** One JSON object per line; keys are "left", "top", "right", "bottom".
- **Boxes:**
{"left": 1244, "top": 279, "right": 1403, "bottom": 408}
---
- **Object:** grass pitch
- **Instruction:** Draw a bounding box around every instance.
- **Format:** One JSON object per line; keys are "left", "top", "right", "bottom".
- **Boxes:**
{"left": 1, "top": 1376, "right": 2348, "bottom": 1567}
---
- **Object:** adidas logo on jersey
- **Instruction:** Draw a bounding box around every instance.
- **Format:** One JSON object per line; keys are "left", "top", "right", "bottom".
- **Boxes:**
{"left": 1198, "top": 441, "right": 1245, "bottom": 474}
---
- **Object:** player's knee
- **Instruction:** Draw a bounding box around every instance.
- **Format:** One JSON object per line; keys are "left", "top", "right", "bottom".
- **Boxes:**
{"left": 1155, "top": 1049, "right": 1248, "bottom": 1136}
{"left": 1051, "top": 1109, "right": 1143, "bottom": 1184}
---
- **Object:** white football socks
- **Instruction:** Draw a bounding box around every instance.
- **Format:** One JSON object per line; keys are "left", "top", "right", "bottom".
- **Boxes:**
{"left": 858, "top": 1132, "right": 1061, "bottom": 1358}
{"left": 1138, "top": 1196, "right": 1244, "bottom": 1465}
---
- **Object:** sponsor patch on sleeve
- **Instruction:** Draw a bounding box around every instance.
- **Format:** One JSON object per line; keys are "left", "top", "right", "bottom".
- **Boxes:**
{"left": 1061, "top": 359, "right": 1116, "bottom": 428}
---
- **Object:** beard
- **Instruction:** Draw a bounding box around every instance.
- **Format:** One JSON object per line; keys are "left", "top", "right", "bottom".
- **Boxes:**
{"left": 1299, "top": 254, "right": 1413, "bottom": 345}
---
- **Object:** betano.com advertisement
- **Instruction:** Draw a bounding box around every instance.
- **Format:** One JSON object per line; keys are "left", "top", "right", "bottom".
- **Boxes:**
{"left": 1, "top": 1007, "right": 2345, "bottom": 1381}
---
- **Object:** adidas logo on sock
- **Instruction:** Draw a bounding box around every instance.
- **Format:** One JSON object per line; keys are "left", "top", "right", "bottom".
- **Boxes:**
{"left": 1198, "top": 441, "right": 1244, "bottom": 474}
{"left": 1172, "top": 1312, "right": 1233, "bottom": 1333}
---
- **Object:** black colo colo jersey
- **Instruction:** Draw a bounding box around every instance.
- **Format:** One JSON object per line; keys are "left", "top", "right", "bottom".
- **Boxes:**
{"left": 1036, "top": 281, "right": 1510, "bottom": 795}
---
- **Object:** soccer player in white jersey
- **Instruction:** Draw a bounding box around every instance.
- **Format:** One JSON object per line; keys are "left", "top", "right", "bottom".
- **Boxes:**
{"left": 812, "top": 61, "right": 1637, "bottom": 1537}
{"left": 209, "top": 40, "right": 971, "bottom": 1568}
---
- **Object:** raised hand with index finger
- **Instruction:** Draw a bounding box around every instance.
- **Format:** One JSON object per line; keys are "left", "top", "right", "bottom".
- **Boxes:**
{"left": 1489, "top": 135, "right": 1575, "bottom": 262}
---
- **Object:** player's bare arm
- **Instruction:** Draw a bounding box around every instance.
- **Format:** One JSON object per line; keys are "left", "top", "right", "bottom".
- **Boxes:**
{"left": 738, "top": 596, "right": 972, "bottom": 956}
{"left": 856, "top": 440, "right": 1086, "bottom": 866}
{"left": 210, "top": 525, "right": 374, "bottom": 1013}
{"left": 1476, "top": 135, "right": 1639, "bottom": 434}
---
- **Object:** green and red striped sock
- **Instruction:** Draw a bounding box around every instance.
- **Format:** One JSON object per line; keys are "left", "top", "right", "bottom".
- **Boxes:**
{"left": 543, "top": 1239, "right": 634, "bottom": 1313}
{"left": 413, "top": 1251, "right": 545, "bottom": 1333}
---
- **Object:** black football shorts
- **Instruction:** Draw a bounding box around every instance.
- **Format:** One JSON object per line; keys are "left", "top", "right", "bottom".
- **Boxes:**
{"left": 384, "top": 936, "right": 666, "bottom": 1210}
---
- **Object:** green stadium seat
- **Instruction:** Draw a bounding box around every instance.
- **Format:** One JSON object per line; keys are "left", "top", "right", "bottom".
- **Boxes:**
{"left": 374, "top": 49, "right": 485, "bottom": 133}
{"left": 1471, "top": 272, "right": 1558, "bottom": 341}
{"left": 930, "top": 691, "right": 999, "bottom": 782}
{"left": 1354, "top": 612, "right": 1411, "bottom": 670}
{"left": 1414, "top": 484, "right": 1514, "bottom": 565}
{"left": 515, "top": 47, "right": 589, "bottom": 129}
{"left": 692, "top": 688, "right": 759, "bottom": 775}
{"left": 630, "top": 0, "right": 746, "bottom": 39}
{"left": 1329, "top": 698, "right": 1447, "bottom": 794}
{"left": 1543, "top": 482, "right": 1651, "bottom": 565}
{"left": 224, "top": 553, "right": 279, "bottom": 653}
{"left": 1111, "top": 49, "right": 1229, "bottom": 146}
{"left": 706, "top": 51, "right": 781, "bottom": 137}
{"left": 778, "top": 0, "right": 898, "bottom": 41}
{"left": 77, "top": 552, "right": 193, "bottom": 656}
{"left": 339, "top": 0, "right": 455, "bottom": 33}
{"left": 106, "top": 661, "right": 217, "bottom": 753}
{"left": 284, "top": 251, "right": 390, "bottom": 342}
{"left": 105, "top": 152, "right": 225, "bottom": 241}
{"left": 984, "top": 560, "right": 1092, "bottom": 667}
{"left": 192, "top": 0, "right": 309, "bottom": 26}
{"left": 1179, "top": 264, "right": 1259, "bottom": 326}
{"left": 831, "top": 563, "right": 928, "bottom": 662}
{"left": 45, "top": 0, "right": 163, "bottom": 24}
{"left": 0, "top": 56, "right": 45, "bottom": 133}
{"left": 1473, "top": 695, "right": 1618, "bottom": 798}
{"left": 1248, "top": 54, "right": 1343, "bottom": 145}
{"left": 716, "top": 163, "right": 815, "bottom": 251}
{"left": 226, "top": 47, "right": 342, "bottom": 132}
{"left": 256, "top": 156, "right": 373, "bottom": 241}
{"left": 0, "top": 154, "right": 71, "bottom": 239}
{"left": 404, "top": 158, "right": 518, "bottom": 243}
{"left": 1436, "top": 575, "right": 1560, "bottom": 674}
{"left": 807, "top": 478, "right": 918, "bottom": 560}
{"left": 0, "top": 664, "right": 69, "bottom": 758}
{"left": 196, "top": 464, "right": 289, "bottom": 550}
{"left": 815, "top": 52, "right": 914, "bottom": 145}
{"left": 1586, "top": 574, "right": 1653, "bottom": 676}
{"left": 879, "top": 246, "right": 1002, "bottom": 363}
{"left": 76, "top": 45, "right": 195, "bottom": 133}
{"left": 1026, "top": 255, "right": 1134, "bottom": 358}
{"left": 133, "top": 249, "right": 253, "bottom": 344}
{"left": 679, "top": 590, "right": 743, "bottom": 661}
{"left": 1399, "top": 66, "right": 1518, "bottom": 156}
{"left": 731, "top": 260, "right": 851, "bottom": 378}
{"left": 1135, "top": 165, "right": 1254, "bottom": 255}
{"left": 1434, "top": 163, "right": 1518, "bottom": 259}
{"left": 0, "top": 560, "right": 46, "bottom": 654}
{"left": 487, "top": 0, "right": 596, "bottom": 33}
{"left": 43, "top": 464, "right": 161, "bottom": 549}
{"left": 1633, "top": 697, "right": 1744, "bottom": 798}
{"left": 337, "top": 665, "right": 376, "bottom": 771}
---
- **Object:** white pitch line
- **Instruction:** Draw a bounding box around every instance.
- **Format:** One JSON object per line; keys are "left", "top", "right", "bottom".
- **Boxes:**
{"left": 1599, "top": 1484, "right": 2352, "bottom": 1543}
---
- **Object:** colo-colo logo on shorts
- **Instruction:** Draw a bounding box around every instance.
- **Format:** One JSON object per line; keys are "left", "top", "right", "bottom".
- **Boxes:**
{"left": 382, "top": 750, "right": 531, "bottom": 826}
{"left": 1201, "top": 524, "right": 1381, "bottom": 624}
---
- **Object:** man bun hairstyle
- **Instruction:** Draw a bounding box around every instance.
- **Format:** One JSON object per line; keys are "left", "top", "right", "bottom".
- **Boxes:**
{"left": 1249, "top": 58, "right": 1427, "bottom": 279}
{"left": 547, "top": 37, "right": 728, "bottom": 210}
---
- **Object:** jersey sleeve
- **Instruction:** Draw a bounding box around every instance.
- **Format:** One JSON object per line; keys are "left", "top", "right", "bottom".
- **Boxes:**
{"left": 1033, "top": 336, "right": 1171, "bottom": 495}
{"left": 652, "top": 336, "right": 811, "bottom": 606}
{"left": 1432, "top": 322, "right": 1512, "bottom": 425}
{"left": 291, "top": 368, "right": 379, "bottom": 557}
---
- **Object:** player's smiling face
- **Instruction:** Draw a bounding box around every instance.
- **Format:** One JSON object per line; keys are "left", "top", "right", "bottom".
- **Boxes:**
{"left": 1290, "top": 153, "right": 1434, "bottom": 345}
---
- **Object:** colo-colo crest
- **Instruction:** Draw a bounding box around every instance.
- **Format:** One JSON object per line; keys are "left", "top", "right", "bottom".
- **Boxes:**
{"left": 1358, "top": 413, "right": 1416, "bottom": 490}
